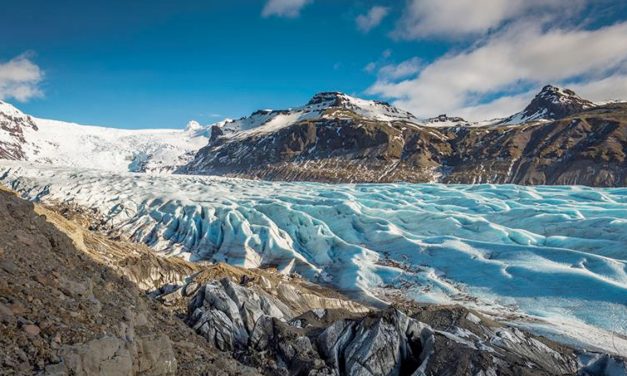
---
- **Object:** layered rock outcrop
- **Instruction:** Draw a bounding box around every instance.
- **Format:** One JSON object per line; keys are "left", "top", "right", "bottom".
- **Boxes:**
{"left": 179, "top": 275, "right": 620, "bottom": 376}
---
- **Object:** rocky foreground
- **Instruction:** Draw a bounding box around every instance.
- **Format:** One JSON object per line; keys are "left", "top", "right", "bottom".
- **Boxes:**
{"left": 1, "top": 188, "right": 626, "bottom": 375}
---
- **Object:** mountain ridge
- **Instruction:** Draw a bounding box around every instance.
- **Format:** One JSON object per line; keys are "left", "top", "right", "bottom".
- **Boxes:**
{"left": 499, "top": 85, "right": 596, "bottom": 125}
{"left": 0, "top": 100, "right": 211, "bottom": 173}
{"left": 1, "top": 85, "right": 626, "bottom": 186}
{"left": 183, "top": 86, "right": 627, "bottom": 186}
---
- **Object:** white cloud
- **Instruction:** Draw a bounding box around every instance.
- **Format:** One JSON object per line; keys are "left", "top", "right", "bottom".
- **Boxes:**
{"left": 377, "top": 57, "right": 421, "bottom": 80}
{"left": 0, "top": 53, "right": 43, "bottom": 102}
{"left": 569, "top": 74, "right": 627, "bottom": 103}
{"left": 454, "top": 73, "right": 627, "bottom": 120}
{"left": 262, "top": 0, "right": 312, "bottom": 18}
{"left": 364, "top": 62, "right": 377, "bottom": 73}
{"left": 356, "top": 6, "right": 389, "bottom": 32}
{"left": 369, "top": 21, "right": 627, "bottom": 120}
{"left": 456, "top": 92, "right": 533, "bottom": 120}
{"left": 393, "top": 0, "right": 584, "bottom": 39}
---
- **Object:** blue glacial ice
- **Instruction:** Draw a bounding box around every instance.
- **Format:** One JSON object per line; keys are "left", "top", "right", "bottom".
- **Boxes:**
{"left": 1, "top": 161, "right": 626, "bottom": 353}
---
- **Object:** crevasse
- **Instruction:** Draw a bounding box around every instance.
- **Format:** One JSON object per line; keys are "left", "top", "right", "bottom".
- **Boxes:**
{"left": 1, "top": 161, "right": 626, "bottom": 352}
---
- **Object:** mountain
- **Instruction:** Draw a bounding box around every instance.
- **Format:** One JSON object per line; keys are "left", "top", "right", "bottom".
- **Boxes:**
{"left": 0, "top": 101, "right": 210, "bottom": 173}
{"left": 0, "top": 101, "right": 39, "bottom": 160}
{"left": 214, "top": 91, "right": 420, "bottom": 136}
{"left": 422, "top": 114, "right": 470, "bottom": 127}
{"left": 1, "top": 85, "right": 625, "bottom": 185}
{"left": 500, "top": 85, "right": 595, "bottom": 125}
{"left": 183, "top": 86, "right": 627, "bottom": 186}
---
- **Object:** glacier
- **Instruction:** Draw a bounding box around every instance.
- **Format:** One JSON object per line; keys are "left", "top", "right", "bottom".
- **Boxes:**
{"left": 1, "top": 161, "right": 626, "bottom": 355}
{"left": 0, "top": 100, "right": 210, "bottom": 173}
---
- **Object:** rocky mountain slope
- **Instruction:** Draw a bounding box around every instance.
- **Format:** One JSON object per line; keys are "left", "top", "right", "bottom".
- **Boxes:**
{"left": 1, "top": 187, "right": 624, "bottom": 375}
{"left": 499, "top": 85, "right": 595, "bottom": 125}
{"left": 0, "top": 101, "right": 210, "bottom": 173}
{"left": 0, "top": 187, "right": 259, "bottom": 375}
{"left": 183, "top": 86, "right": 626, "bottom": 186}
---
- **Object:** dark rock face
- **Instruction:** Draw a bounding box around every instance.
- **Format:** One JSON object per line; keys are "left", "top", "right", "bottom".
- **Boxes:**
{"left": 0, "top": 103, "right": 37, "bottom": 160}
{"left": 186, "top": 278, "right": 432, "bottom": 375}
{"left": 209, "top": 125, "right": 224, "bottom": 142}
{"left": 183, "top": 277, "right": 625, "bottom": 376}
{"left": 445, "top": 104, "right": 627, "bottom": 185}
{"left": 183, "top": 102, "right": 627, "bottom": 187}
{"left": 314, "top": 309, "right": 433, "bottom": 376}
{"left": 425, "top": 114, "right": 468, "bottom": 125}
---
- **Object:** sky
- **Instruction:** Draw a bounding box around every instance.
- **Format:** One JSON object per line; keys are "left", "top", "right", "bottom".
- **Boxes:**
{"left": 1, "top": 0, "right": 627, "bottom": 129}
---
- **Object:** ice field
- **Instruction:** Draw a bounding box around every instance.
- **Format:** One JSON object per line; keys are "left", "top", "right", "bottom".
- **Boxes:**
{"left": 1, "top": 161, "right": 625, "bottom": 354}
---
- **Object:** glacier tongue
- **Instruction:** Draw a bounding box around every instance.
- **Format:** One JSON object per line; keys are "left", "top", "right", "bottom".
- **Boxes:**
{"left": 1, "top": 161, "right": 626, "bottom": 354}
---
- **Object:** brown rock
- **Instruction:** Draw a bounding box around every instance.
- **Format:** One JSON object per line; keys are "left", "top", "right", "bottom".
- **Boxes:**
{"left": 34, "top": 274, "right": 51, "bottom": 286}
{"left": 23, "top": 324, "right": 41, "bottom": 337}
{"left": 9, "top": 302, "right": 27, "bottom": 315}
{"left": 60, "top": 336, "right": 133, "bottom": 376}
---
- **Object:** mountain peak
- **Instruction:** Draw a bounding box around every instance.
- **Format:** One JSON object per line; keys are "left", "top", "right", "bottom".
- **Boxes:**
{"left": 306, "top": 91, "right": 347, "bottom": 106}
{"left": 185, "top": 120, "right": 203, "bottom": 132}
{"left": 424, "top": 114, "right": 468, "bottom": 126}
{"left": 306, "top": 92, "right": 397, "bottom": 111}
{"left": 218, "top": 92, "right": 420, "bottom": 137}
{"left": 537, "top": 85, "right": 583, "bottom": 101}
{"left": 304, "top": 92, "right": 418, "bottom": 122}
{"left": 502, "top": 85, "right": 594, "bottom": 124}
{"left": 0, "top": 100, "right": 28, "bottom": 119}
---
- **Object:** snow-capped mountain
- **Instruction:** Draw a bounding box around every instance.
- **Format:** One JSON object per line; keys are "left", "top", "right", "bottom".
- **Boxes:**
{"left": 500, "top": 85, "right": 595, "bottom": 125}
{"left": 422, "top": 85, "right": 598, "bottom": 127}
{"left": 212, "top": 91, "right": 421, "bottom": 138}
{"left": 2, "top": 85, "right": 623, "bottom": 185}
{"left": 0, "top": 101, "right": 39, "bottom": 160}
{"left": 0, "top": 93, "right": 425, "bottom": 173}
{"left": 204, "top": 85, "right": 602, "bottom": 142}
{"left": 0, "top": 100, "right": 211, "bottom": 173}
{"left": 184, "top": 87, "right": 626, "bottom": 186}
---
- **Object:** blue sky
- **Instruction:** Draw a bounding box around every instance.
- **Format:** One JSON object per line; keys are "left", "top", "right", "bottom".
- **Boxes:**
{"left": 1, "top": 0, "right": 626, "bottom": 128}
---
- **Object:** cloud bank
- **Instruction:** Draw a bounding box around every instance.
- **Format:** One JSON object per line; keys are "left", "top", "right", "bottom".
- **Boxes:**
{"left": 356, "top": 6, "right": 389, "bottom": 32}
{"left": 0, "top": 53, "right": 43, "bottom": 102}
{"left": 262, "top": 0, "right": 312, "bottom": 18}
{"left": 369, "top": 1, "right": 627, "bottom": 120}
{"left": 393, "top": 0, "right": 584, "bottom": 39}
